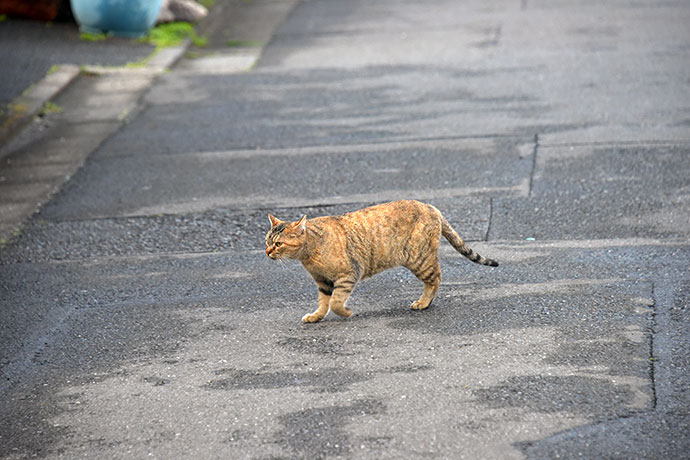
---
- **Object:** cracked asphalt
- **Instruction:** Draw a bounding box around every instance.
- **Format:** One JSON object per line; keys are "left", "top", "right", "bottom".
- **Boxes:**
{"left": 1, "top": 0, "right": 689, "bottom": 458}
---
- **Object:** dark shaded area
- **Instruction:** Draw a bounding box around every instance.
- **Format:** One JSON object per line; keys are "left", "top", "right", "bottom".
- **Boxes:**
{"left": 277, "top": 334, "right": 359, "bottom": 356}
{"left": 274, "top": 399, "right": 385, "bottom": 460}
{"left": 0, "top": 301, "right": 196, "bottom": 459}
{"left": 524, "top": 412, "right": 690, "bottom": 460}
{"left": 204, "top": 367, "right": 372, "bottom": 393}
{"left": 474, "top": 374, "right": 643, "bottom": 417}
{"left": 0, "top": 0, "right": 73, "bottom": 22}
{"left": 205, "top": 361, "right": 433, "bottom": 393}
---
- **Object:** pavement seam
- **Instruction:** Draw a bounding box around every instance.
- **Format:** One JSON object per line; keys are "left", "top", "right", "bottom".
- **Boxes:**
{"left": 527, "top": 133, "right": 539, "bottom": 197}
{"left": 485, "top": 197, "right": 495, "bottom": 242}
{"left": 648, "top": 277, "right": 682, "bottom": 415}
{"left": 522, "top": 271, "right": 685, "bottom": 457}
{"left": 66, "top": 134, "right": 539, "bottom": 161}
{"left": 649, "top": 280, "right": 658, "bottom": 410}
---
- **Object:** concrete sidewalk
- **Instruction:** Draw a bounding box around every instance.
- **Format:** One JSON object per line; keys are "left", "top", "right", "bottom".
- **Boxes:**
{"left": 1, "top": 0, "right": 689, "bottom": 459}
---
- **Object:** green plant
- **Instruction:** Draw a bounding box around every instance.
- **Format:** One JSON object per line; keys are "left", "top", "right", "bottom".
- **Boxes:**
{"left": 20, "top": 83, "right": 35, "bottom": 97}
{"left": 0, "top": 14, "right": 7, "bottom": 22}
{"left": 142, "top": 22, "right": 207, "bottom": 48}
{"left": 125, "top": 48, "right": 160, "bottom": 68}
{"left": 79, "top": 65, "right": 100, "bottom": 77}
{"left": 186, "top": 50, "right": 219, "bottom": 60}
{"left": 198, "top": 0, "right": 216, "bottom": 7}
{"left": 80, "top": 31, "right": 108, "bottom": 41}
{"left": 9, "top": 102, "right": 29, "bottom": 115}
{"left": 185, "top": 50, "right": 204, "bottom": 59}
{"left": 41, "top": 101, "right": 63, "bottom": 115}
{"left": 226, "top": 39, "right": 262, "bottom": 47}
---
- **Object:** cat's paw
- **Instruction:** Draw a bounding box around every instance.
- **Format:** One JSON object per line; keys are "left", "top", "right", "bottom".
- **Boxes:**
{"left": 410, "top": 300, "right": 430, "bottom": 310}
{"left": 302, "top": 313, "right": 323, "bottom": 323}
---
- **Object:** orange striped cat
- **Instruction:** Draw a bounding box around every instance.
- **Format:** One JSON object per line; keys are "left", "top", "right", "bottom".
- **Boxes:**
{"left": 265, "top": 200, "right": 498, "bottom": 323}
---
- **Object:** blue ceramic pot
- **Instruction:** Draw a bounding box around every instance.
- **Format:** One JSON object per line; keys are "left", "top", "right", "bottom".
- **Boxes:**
{"left": 71, "top": 0, "right": 162, "bottom": 38}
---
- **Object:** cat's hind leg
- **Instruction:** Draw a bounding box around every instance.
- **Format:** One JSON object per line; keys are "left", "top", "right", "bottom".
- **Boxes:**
{"left": 409, "top": 258, "right": 441, "bottom": 310}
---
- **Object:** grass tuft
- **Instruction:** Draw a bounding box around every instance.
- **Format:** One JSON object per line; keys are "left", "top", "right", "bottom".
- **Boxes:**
{"left": 41, "top": 101, "right": 63, "bottom": 115}
{"left": 80, "top": 31, "right": 108, "bottom": 41}
{"left": 142, "top": 22, "right": 207, "bottom": 48}
{"left": 226, "top": 39, "right": 262, "bottom": 47}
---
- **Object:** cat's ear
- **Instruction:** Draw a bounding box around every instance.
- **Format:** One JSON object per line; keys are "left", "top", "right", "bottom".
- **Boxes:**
{"left": 268, "top": 213, "right": 282, "bottom": 227}
{"left": 293, "top": 215, "right": 307, "bottom": 234}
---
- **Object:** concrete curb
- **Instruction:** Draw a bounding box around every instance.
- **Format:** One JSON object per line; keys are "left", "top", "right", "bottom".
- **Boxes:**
{"left": 79, "top": 38, "right": 191, "bottom": 76}
{"left": 0, "top": 38, "right": 190, "bottom": 153}
{"left": 0, "top": 40, "right": 190, "bottom": 244}
{"left": 0, "top": 64, "right": 80, "bottom": 159}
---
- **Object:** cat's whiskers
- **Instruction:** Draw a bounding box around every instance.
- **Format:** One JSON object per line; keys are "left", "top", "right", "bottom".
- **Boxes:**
{"left": 258, "top": 253, "right": 271, "bottom": 269}
{"left": 276, "top": 258, "right": 289, "bottom": 270}
{"left": 260, "top": 251, "right": 289, "bottom": 271}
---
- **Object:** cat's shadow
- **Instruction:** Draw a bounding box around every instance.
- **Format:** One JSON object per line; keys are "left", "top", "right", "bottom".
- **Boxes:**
{"left": 342, "top": 297, "right": 480, "bottom": 336}
{"left": 353, "top": 305, "right": 431, "bottom": 321}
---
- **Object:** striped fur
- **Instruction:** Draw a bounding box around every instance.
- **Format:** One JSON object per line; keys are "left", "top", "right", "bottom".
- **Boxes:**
{"left": 265, "top": 200, "right": 498, "bottom": 323}
{"left": 439, "top": 215, "right": 499, "bottom": 267}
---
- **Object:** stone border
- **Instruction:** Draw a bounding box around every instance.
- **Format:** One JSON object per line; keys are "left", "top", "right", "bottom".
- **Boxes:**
{"left": 0, "top": 40, "right": 190, "bottom": 244}
{"left": 0, "top": 64, "right": 80, "bottom": 157}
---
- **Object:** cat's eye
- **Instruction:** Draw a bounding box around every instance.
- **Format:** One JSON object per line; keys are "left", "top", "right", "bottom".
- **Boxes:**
{"left": 274, "top": 242, "right": 282, "bottom": 247}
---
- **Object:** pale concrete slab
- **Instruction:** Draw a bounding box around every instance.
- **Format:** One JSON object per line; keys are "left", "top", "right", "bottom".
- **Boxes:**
{"left": 37, "top": 137, "right": 530, "bottom": 220}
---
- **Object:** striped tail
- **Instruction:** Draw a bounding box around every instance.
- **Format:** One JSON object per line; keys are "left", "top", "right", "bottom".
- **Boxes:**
{"left": 440, "top": 216, "right": 499, "bottom": 267}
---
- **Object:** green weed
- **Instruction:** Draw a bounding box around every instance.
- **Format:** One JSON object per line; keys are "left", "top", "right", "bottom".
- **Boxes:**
{"left": 142, "top": 22, "right": 207, "bottom": 48}
{"left": 126, "top": 48, "right": 160, "bottom": 68}
{"left": 80, "top": 31, "right": 108, "bottom": 41}
{"left": 226, "top": 39, "right": 262, "bottom": 47}
{"left": 185, "top": 50, "right": 204, "bottom": 59}
{"left": 41, "top": 101, "right": 63, "bottom": 115}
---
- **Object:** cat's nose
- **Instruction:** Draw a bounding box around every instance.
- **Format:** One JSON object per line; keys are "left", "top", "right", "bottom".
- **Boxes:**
{"left": 266, "top": 246, "right": 273, "bottom": 256}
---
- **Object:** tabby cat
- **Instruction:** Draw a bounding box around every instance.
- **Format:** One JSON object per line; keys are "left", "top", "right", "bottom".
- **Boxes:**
{"left": 265, "top": 200, "right": 498, "bottom": 323}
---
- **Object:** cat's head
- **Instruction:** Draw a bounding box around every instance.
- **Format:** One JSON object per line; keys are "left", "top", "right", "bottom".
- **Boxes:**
{"left": 265, "top": 214, "right": 307, "bottom": 259}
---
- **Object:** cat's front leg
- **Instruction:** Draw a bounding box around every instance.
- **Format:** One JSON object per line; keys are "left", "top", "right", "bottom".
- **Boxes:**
{"left": 328, "top": 276, "right": 357, "bottom": 318}
{"left": 302, "top": 283, "right": 332, "bottom": 323}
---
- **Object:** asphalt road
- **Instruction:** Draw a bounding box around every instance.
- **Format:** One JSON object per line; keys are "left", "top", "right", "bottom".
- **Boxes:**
{"left": 1, "top": 0, "right": 689, "bottom": 458}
